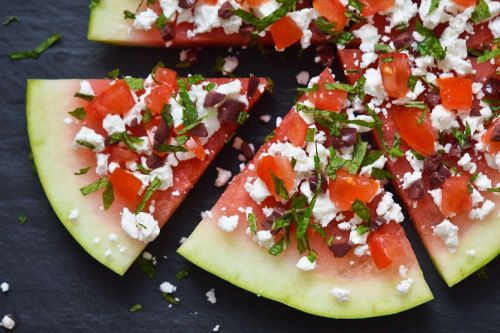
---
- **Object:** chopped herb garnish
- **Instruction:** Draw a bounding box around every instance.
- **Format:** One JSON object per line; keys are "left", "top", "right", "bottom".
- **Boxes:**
{"left": 74, "top": 93, "right": 94, "bottom": 101}
{"left": 123, "top": 10, "right": 136, "bottom": 19}
{"left": 155, "top": 13, "right": 167, "bottom": 29}
{"left": 247, "top": 213, "right": 257, "bottom": 234}
{"left": 177, "top": 79, "right": 198, "bottom": 127}
{"left": 427, "top": 0, "right": 440, "bottom": 16}
{"left": 374, "top": 43, "right": 393, "bottom": 53}
{"left": 68, "top": 107, "right": 86, "bottom": 120}
{"left": 205, "top": 82, "right": 216, "bottom": 91}
{"left": 129, "top": 304, "right": 143, "bottom": 313}
{"left": 18, "top": 215, "right": 28, "bottom": 224}
{"left": 405, "top": 101, "right": 428, "bottom": 110}
{"left": 355, "top": 224, "right": 370, "bottom": 234}
{"left": 142, "top": 108, "right": 152, "bottom": 124}
{"left": 471, "top": 0, "right": 490, "bottom": 23}
{"left": 453, "top": 122, "right": 471, "bottom": 148}
{"left": 109, "top": 132, "right": 144, "bottom": 152}
{"left": 107, "top": 68, "right": 120, "bottom": 79}
{"left": 324, "top": 82, "right": 355, "bottom": 93}
{"left": 103, "top": 181, "right": 114, "bottom": 210}
{"left": 163, "top": 293, "right": 180, "bottom": 305}
{"left": 124, "top": 77, "right": 144, "bottom": 90}
{"left": 307, "top": 250, "right": 318, "bottom": 263}
{"left": 233, "top": 0, "right": 297, "bottom": 32}
{"left": 389, "top": 133, "right": 405, "bottom": 158}
{"left": 264, "top": 129, "right": 276, "bottom": 142}
{"left": 361, "top": 150, "right": 383, "bottom": 167}
{"left": 306, "top": 127, "right": 316, "bottom": 142}
{"left": 348, "top": 0, "right": 363, "bottom": 12}
{"left": 412, "top": 150, "right": 425, "bottom": 160}
{"left": 351, "top": 199, "right": 370, "bottom": 221}
{"left": 371, "top": 167, "right": 395, "bottom": 180}
{"left": 137, "top": 164, "right": 150, "bottom": 175}
{"left": 74, "top": 166, "right": 90, "bottom": 175}
{"left": 80, "top": 177, "right": 108, "bottom": 196}
{"left": 3, "top": 16, "right": 19, "bottom": 26}
{"left": 487, "top": 187, "right": 500, "bottom": 193}
{"left": 417, "top": 108, "right": 427, "bottom": 125}
{"left": 76, "top": 140, "right": 95, "bottom": 150}
{"left": 269, "top": 237, "right": 285, "bottom": 256}
{"left": 326, "top": 147, "right": 346, "bottom": 180}
{"left": 237, "top": 111, "right": 249, "bottom": 125}
{"left": 407, "top": 75, "right": 418, "bottom": 92}
{"left": 271, "top": 172, "right": 289, "bottom": 200}
{"left": 382, "top": 57, "right": 394, "bottom": 63}
{"left": 187, "top": 74, "right": 205, "bottom": 85}
{"left": 135, "top": 177, "right": 162, "bottom": 213}
{"left": 313, "top": 17, "right": 337, "bottom": 36}
{"left": 336, "top": 31, "right": 354, "bottom": 46}
{"left": 136, "top": 256, "right": 155, "bottom": 279}
{"left": 9, "top": 33, "right": 61, "bottom": 61}
{"left": 345, "top": 138, "right": 368, "bottom": 174}
{"left": 395, "top": 22, "right": 408, "bottom": 31}
{"left": 414, "top": 20, "right": 446, "bottom": 61}
{"left": 296, "top": 84, "right": 319, "bottom": 93}
{"left": 157, "top": 144, "right": 188, "bottom": 153}
{"left": 175, "top": 269, "right": 191, "bottom": 280}
{"left": 477, "top": 48, "right": 500, "bottom": 64}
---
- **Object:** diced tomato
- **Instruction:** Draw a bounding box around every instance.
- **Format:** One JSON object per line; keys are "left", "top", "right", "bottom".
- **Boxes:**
{"left": 85, "top": 81, "right": 135, "bottom": 118}
{"left": 145, "top": 85, "right": 174, "bottom": 115}
{"left": 257, "top": 155, "right": 295, "bottom": 200}
{"left": 185, "top": 136, "right": 206, "bottom": 161}
{"left": 452, "top": 0, "right": 477, "bottom": 7}
{"left": 436, "top": 77, "right": 472, "bottom": 110}
{"left": 109, "top": 147, "right": 137, "bottom": 164}
{"left": 328, "top": 169, "right": 380, "bottom": 211}
{"left": 338, "top": 49, "right": 363, "bottom": 85}
{"left": 270, "top": 16, "right": 303, "bottom": 50}
{"left": 109, "top": 168, "right": 142, "bottom": 203}
{"left": 379, "top": 53, "right": 410, "bottom": 99}
{"left": 308, "top": 69, "right": 348, "bottom": 112}
{"left": 482, "top": 118, "right": 500, "bottom": 154}
{"left": 247, "top": 0, "right": 268, "bottom": 6}
{"left": 368, "top": 222, "right": 406, "bottom": 269}
{"left": 441, "top": 176, "right": 472, "bottom": 216}
{"left": 359, "top": 0, "right": 394, "bottom": 17}
{"left": 154, "top": 67, "right": 178, "bottom": 89}
{"left": 203, "top": 0, "right": 218, "bottom": 4}
{"left": 312, "top": 0, "right": 348, "bottom": 31}
{"left": 393, "top": 106, "right": 436, "bottom": 156}
{"left": 275, "top": 111, "right": 308, "bottom": 147}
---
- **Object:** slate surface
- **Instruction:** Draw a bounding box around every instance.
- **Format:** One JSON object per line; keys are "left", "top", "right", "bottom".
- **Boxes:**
{"left": 0, "top": 1, "right": 498, "bottom": 332}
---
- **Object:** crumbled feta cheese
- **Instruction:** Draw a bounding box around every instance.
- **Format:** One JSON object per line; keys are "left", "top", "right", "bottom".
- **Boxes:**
{"left": 402, "top": 171, "right": 422, "bottom": 190}
{"left": 296, "top": 70, "right": 310, "bottom": 85}
{"left": 376, "top": 192, "right": 405, "bottom": 223}
{"left": 312, "top": 193, "right": 338, "bottom": 227}
{"left": 330, "top": 287, "right": 351, "bottom": 302}
{"left": 79, "top": 80, "right": 94, "bottom": 96}
{"left": 254, "top": 230, "right": 274, "bottom": 249}
{"left": 134, "top": 8, "right": 158, "bottom": 30}
{"left": 96, "top": 153, "right": 109, "bottom": 176}
{"left": 396, "top": 278, "right": 414, "bottom": 294}
{"left": 254, "top": 0, "right": 280, "bottom": 19}
{"left": 489, "top": 17, "right": 500, "bottom": 38}
{"left": 1, "top": 315, "right": 15, "bottom": 330}
{"left": 466, "top": 249, "right": 477, "bottom": 257}
{"left": 215, "top": 167, "right": 232, "bottom": 187}
{"left": 363, "top": 68, "right": 387, "bottom": 106}
{"left": 349, "top": 226, "right": 369, "bottom": 245}
{"left": 296, "top": 256, "right": 317, "bottom": 271}
{"left": 206, "top": 288, "right": 217, "bottom": 304}
{"left": 217, "top": 215, "right": 239, "bottom": 232}
{"left": 68, "top": 208, "right": 79, "bottom": 221}
{"left": 469, "top": 200, "right": 496, "bottom": 221}
{"left": 360, "top": 155, "right": 387, "bottom": 176}
{"left": 102, "top": 114, "right": 126, "bottom": 135}
{"left": 150, "top": 164, "right": 174, "bottom": 191}
{"left": 244, "top": 177, "right": 271, "bottom": 204}
{"left": 432, "top": 219, "right": 459, "bottom": 253}
{"left": 354, "top": 244, "right": 369, "bottom": 257}
{"left": 120, "top": 208, "right": 160, "bottom": 243}
{"left": 399, "top": 265, "right": 408, "bottom": 278}
{"left": 474, "top": 173, "right": 492, "bottom": 191}
{"left": 353, "top": 24, "right": 380, "bottom": 53}
{"left": 385, "top": 0, "right": 418, "bottom": 29}
{"left": 160, "top": 281, "right": 177, "bottom": 294}
{"left": 287, "top": 8, "right": 318, "bottom": 48}
{"left": 0, "top": 282, "right": 9, "bottom": 293}
{"left": 428, "top": 188, "right": 442, "bottom": 208}
{"left": 222, "top": 56, "right": 239, "bottom": 74}
{"left": 260, "top": 114, "right": 271, "bottom": 123}
{"left": 431, "top": 105, "right": 459, "bottom": 132}
{"left": 73, "top": 126, "right": 105, "bottom": 152}
{"left": 63, "top": 116, "right": 73, "bottom": 125}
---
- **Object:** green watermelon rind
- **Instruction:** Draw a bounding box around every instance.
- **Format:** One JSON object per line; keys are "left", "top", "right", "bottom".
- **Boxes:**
{"left": 27, "top": 79, "right": 146, "bottom": 275}
{"left": 178, "top": 216, "right": 434, "bottom": 319}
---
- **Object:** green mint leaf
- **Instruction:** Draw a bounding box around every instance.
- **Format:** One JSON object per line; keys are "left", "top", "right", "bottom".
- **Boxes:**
{"left": 326, "top": 147, "right": 346, "bottom": 180}
{"left": 18, "top": 215, "right": 29, "bottom": 224}
{"left": 269, "top": 237, "right": 285, "bottom": 256}
{"left": 68, "top": 107, "right": 86, "bottom": 120}
{"left": 123, "top": 10, "right": 136, "bottom": 19}
{"left": 271, "top": 172, "right": 289, "bottom": 200}
{"left": 307, "top": 249, "right": 318, "bottom": 263}
{"left": 129, "top": 304, "right": 143, "bottom": 313}
{"left": 157, "top": 144, "right": 187, "bottom": 153}
{"left": 177, "top": 79, "right": 198, "bottom": 127}
{"left": 155, "top": 13, "right": 167, "bottom": 29}
{"left": 336, "top": 31, "right": 354, "bottom": 46}
{"left": 371, "top": 167, "right": 395, "bottom": 180}
{"left": 415, "top": 20, "right": 446, "bottom": 61}
{"left": 313, "top": 17, "right": 337, "bottom": 36}
{"left": 405, "top": 101, "right": 428, "bottom": 110}
{"left": 102, "top": 181, "right": 114, "bottom": 210}
{"left": 9, "top": 33, "right": 61, "bottom": 61}
{"left": 351, "top": 199, "right": 370, "bottom": 221}
{"left": 407, "top": 75, "right": 418, "bottom": 91}
{"left": 355, "top": 224, "right": 370, "bottom": 234}
{"left": 233, "top": 0, "right": 297, "bottom": 32}
{"left": 124, "top": 77, "right": 144, "bottom": 90}
{"left": 74, "top": 93, "right": 94, "bottom": 101}
{"left": 248, "top": 213, "right": 257, "bottom": 234}
{"left": 142, "top": 108, "right": 152, "bottom": 124}
{"left": 346, "top": 138, "right": 368, "bottom": 174}
{"left": 427, "top": 0, "right": 440, "bottom": 15}
{"left": 361, "top": 150, "right": 383, "bottom": 167}
{"left": 107, "top": 68, "right": 120, "bottom": 79}
{"left": 389, "top": 133, "right": 404, "bottom": 158}
{"left": 3, "top": 16, "right": 19, "bottom": 26}
{"left": 187, "top": 74, "right": 205, "bottom": 85}
{"left": 471, "top": 0, "right": 490, "bottom": 23}
{"left": 76, "top": 140, "right": 95, "bottom": 150}
{"left": 477, "top": 48, "right": 500, "bottom": 64}
{"left": 136, "top": 256, "right": 155, "bottom": 279}
{"left": 306, "top": 127, "right": 316, "bottom": 142}
{"left": 175, "top": 269, "right": 191, "bottom": 280}
{"left": 80, "top": 178, "right": 108, "bottom": 196}
{"left": 205, "top": 82, "right": 216, "bottom": 91}
{"left": 237, "top": 111, "right": 249, "bottom": 125}
{"left": 487, "top": 187, "right": 500, "bottom": 193}
{"left": 374, "top": 43, "right": 393, "bottom": 53}
{"left": 348, "top": 0, "right": 363, "bottom": 12}
{"left": 135, "top": 177, "right": 162, "bottom": 213}
{"left": 74, "top": 166, "right": 91, "bottom": 175}
{"left": 324, "top": 82, "right": 355, "bottom": 93}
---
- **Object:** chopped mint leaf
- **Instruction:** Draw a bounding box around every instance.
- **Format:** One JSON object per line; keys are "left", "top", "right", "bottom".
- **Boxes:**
{"left": 313, "top": 17, "right": 337, "bottom": 36}
{"left": 309, "top": 223, "right": 326, "bottom": 239}
{"left": 76, "top": 140, "right": 96, "bottom": 150}
{"left": 123, "top": 10, "right": 136, "bottom": 19}
{"left": 142, "top": 108, "right": 152, "bottom": 124}
{"left": 412, "top": 150, "right": 425, "bottom": 160}
{"left": 371, "top": 167, "right": 395, "bottom": 180}
{"left": 324, "top": 82, "right": 355, "bottom": 93}
{"left": 205, "top": 82, "right": 216, "bottom": 91}
{"left": 389, "top": 133, "right": 404, "bottom": 158}
{"left": 74, "top": 166, "right": 90, "bottom": 175}
{"left": 477, "top": 48, "right": 500, "bottom": 64}
{"left": 374, "top": 43, "right": 393, "bottom": 53}
{"left": 414, "top": 20, "right": 446, "bottom": 61}
{"left": 177, "top": 111, "right": 217, "bottom": 135}
{"left": 453, "top": 122, "right": 471, "bottom": 148}
{"left": 471, "top": 0, "right": 490, "bottom": 23}
{"left": 269, "top": 237, "right": 285, "bottom": 256}
{"left": 487, "top": 187, "right": 500, "bottom": 192}
{"left": 336, "top": 31, "right": 354, "bottom": 46}
{"left": 187, "top": 74, "right": 205, "bottom": 85}
{"left": 18, "top": 215, "right": 28, "bottom": 224}
{"left": 74, "top": 93, "right": 94, "bottom": 101}
{"left": 361, "top": 150, "right": 383, "bottom": 167}
{"left": 9, "top": 33, "right": 61, "bottom": 61}
{"left": 163, "top": 293, "right": 180, "bottom": 305}
{"left": 155, "top": 13, "right": 167, "bottom": 29}
{"left": 307, "top": 250, "right": 318, "bottom": 263}
{"left": 89, "top": 0, "right": 101, "bottom": 9}
{"left": 107, "top": 68, "right": 120, "bottom": 79}
{"left": 427, "top": 0, "right": 440, "bottom": 15}
{"left": 346, "top": 138, "right": 368, "bottom": 174}
{"left": 327, "top": 235, "right": 335, "bottom": 247}
{"left": 124, "top": 77, "right": 144, "bottom": 90}
{"left": 68, "top": 107, "right": 86, "bottom": 120}
{"left": 177, "top": 79, "right": 198, "bottom": 127}
{"left": 405, "top": 101, "right": 428, "bottom": 110}
{"left": 271, "top": 172, "right": 289, "bottom": 200}
{"left": 129, "top": 304, "right": 143, "bottom": 313}
{"left": 136, "top": 256, "right": 155, "bottom": 279}
{"left": 237, "top": 111, "right": 249, "bottom": 125}
{"left": 417, "top": 108, "right": 427, "bottom": 125}
{"left": 355, "top": 224, "right": 370, "bottom": 234}
{"left": 103, "top": 181, "right": 114, "bottom": 210}
{"left": 351, "top": 199, "right": 370, "bottom": 221}
{"left": 348, "top": 0, "right": 363, "bottom": 12}
{"left": 109, "top": 132, "right": 144, "bottom": 152}
{"left": 382, "top": 57, "right": 394, "bottom": 63}
{"left": 135, "top": 177, "right": 162, "bottom": 213}
{"left": 137, "top": 163, "right": 150, "bottom": 175}
{"left": 233, "top": 0, "right": 297, "bottom": 32}
{"left": 80, "top": 178, "right": 108, "bottom": 195}
{"left": 326, "top": 147, "right": 346, "bottom": 180}
{"left": 407, "top": 75, "right": 418, "bottom": 91}
{"left": 3, "top": 16, "right": 19, "bottom": 26}
{"left": 247, "top": 213, "right": 257, "bottom": 234}
{"left": 175, "top": 269, "right": 191, "bottom": 281}
{"left": 157, "top": 143, "right": 188, "bottom": 153}
{"left": 306, "top": 127, "right": 316, "bottom": 142}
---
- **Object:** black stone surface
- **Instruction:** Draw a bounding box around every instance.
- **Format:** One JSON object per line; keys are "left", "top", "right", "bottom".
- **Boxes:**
{"left": 0, "top": 1, "right": 498, "bottom": 332}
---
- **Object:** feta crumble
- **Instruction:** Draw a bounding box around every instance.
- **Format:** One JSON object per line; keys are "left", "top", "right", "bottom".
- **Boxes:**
{"left": 330, "top": 287, "right": 351, "bottom": 302}
{"left": 432, "top": 219, "right": 459, "bottom": 253}
{"left": 217, "top": 215, "right": 239, "bottom": 232}
{"left": 296, "top": 256, "right": 317, "bottom": 271}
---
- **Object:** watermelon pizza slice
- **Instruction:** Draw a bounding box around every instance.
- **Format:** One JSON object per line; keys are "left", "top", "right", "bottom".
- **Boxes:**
{"left": 87, "top": 0, "right": 352, "bottom": 50}
{"left": 27, "top": 65, "right": 268, "bottom": 275}
{"left": 178, "top": 68, "right": 433, "bottom": 318}
{"left": 334, "top": 0, "right": 499, "bottom": 286}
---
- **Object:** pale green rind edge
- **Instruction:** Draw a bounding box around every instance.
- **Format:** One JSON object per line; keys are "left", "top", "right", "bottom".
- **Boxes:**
{"left": 178, "top": 218, "right": 434, "bottom": 319}
{"left": 27, "top": 79, "right": 145, "bottom": 275}
{"left": 88, "top": 0, "right": 145, "bottom": 46}
{"left": 429, "top": 212, "right": 500, "bottom": 287}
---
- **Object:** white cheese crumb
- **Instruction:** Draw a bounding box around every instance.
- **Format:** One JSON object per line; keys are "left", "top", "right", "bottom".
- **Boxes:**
{"left": 222, "top": 56, "right": 239, "bottom": 74}
{"left": 1, "top": 315, "right": 15, "bottom": 330}
{"left": 402, "top": 171, "right": 422, "bottom": 190}
{"left": 296, "top": 71, "right": 310, "bottom": 85}
{"left": 469, "top": 200, "right": 496, "bottom": 221}
{"left": 108, "top": 233, "right": 117, "bottom": 242}
{"left": 428, "top": 189, "right": 442, "bottom": 208}
{"left": 254, "top": 230, "right": 274, "bottom": 249}
{"left": 296, "top": 256, "right": 317, "bottom": 271}
{"left": 215, "top": 167, "right": 232, "bottom": 187}
{"left": 259, "top": 114, "right": 271, "bottom": 123}
{"left": 217, "top": 215, "right": 239, "bottom": 232}
{"left": 466, "top": 249, "right": 477, "bottom": 257}
{"left": 213, "top": 325, "right": 220, "bottom": 332}
{"left": 73, "top": 126, "right": 105, "bottom": 152}
{"left": 244, "top": 177, "right": 271, "bottom": 204}
{"left": 96, "top": 153, "right": 109, "bottom": 176}
{"left": 330, "top": 287, "right": 351, "bottom": 302}
{"left": 431, "top": 105, "right": 458, "bottom": 132}
{"left": 120, "top": 208, "right": 160, "bottom": 243}
{"left": 399, "top": 265, "right": 408, "bottom": 278}
{"left": 474, "top": 173, "right": 492, "bottom": 191}
{"left": 206, "top": 288, "right": 217, "bottom": 304}
{"left": 68, "top": 208, "right": 79, "bottom": 221}
{"left": 160, "top": 281, "right": 177, "bottom": 294}
{"left": 79, "top": 80, "right": 94, "bottom": 96}
{"left": 376, "top": 192, "right": 405, "bottom": 223}
{"left": 396, "top": 278, "right": 414, "bottom": 294}
{"left": 133, "top": 8, "right": 159, "bottom": 30}
{"left": 432, "top": 219, "right": 459, "bottom": 253}
{"left": 102, "top": 114, "right": 126, "bottom": 135}
{"left": 0, "top": 282, "right": 9, "bottom": 293}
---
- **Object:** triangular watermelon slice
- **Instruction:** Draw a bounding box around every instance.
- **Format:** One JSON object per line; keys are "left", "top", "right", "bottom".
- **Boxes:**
{"left": 178, "top": 69, "right": 433, "bottom": 318}
{"left": 27, "top": 67, "right": 267, "bottom": 275}
{"left": 334, "top": 4, "right": 499, "bottom": 286}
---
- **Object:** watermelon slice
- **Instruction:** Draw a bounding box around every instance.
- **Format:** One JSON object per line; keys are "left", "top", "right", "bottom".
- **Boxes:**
{"left": 334, "top": 5, "right": 499, "bottom": 286}
{"left": 27, "top": 70, "right": 267, "bottom": 275}
{"left": 179, "top": 69, "right": 433, "bottom": 318}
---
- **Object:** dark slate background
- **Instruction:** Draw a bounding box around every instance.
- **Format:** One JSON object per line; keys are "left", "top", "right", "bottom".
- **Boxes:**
{"left": 0, "top": 1, "right": 498, "bottom": 332}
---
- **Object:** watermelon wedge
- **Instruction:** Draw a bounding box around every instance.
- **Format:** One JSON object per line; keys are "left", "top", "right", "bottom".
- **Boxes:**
{"left": 27, "top": 68, "right": 267, "bottom": 275}
{"left": 179, "top": 69, "right": 433, "bottom": 318}
{"left": 334, "top": 3, "right": 499, "bottom": 286}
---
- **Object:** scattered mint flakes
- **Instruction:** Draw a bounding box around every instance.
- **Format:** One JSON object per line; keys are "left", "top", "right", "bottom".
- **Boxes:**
{"left": 175, "top": 269, "right": 191, "bottom": 280}
{"left": 9, "top": 33, "right": 61, "bottom": 61}
{"left": 427, "top": 0, "right": 440, "bottom": 16}
{"left": 103, "top": 181, "right": 114, "bottom": 210}
{"left": 135, "top": 177, "right": 162, "bottom": 213}
{"left": 74, "top": 93, "right": 94, "bottom": 101}
{"left": 477, "top": 48, "right": 500, "bottom": 64}
{"left": 18, "top": 215, "right": 29, "bottom": 224}
{"left": 80, "top": 178, "right": 114, "bottom": 209}
{"left": 247, "top": 213, "right": 257, "bottom": 234}
{"left": 107, "top": 68, "right": 120, "bottom": 79}
{"left": 124, "top": 77, "right": 144, "bottom": 90}
{"left": 68, "top": 107, "right": 86, "bottom": 120}
{"left": 414, "top": 20, "right": 446, "bottom": 61}
{"left": 233, "top": 0, "right": 297, "bottom": 32}
{"left": 129, "top": 304, "right": 143, "bottom": 313}
{"left": 271, "top": 172, "right": 289, "bottom": 200}
{"left": 351, "top": 199, "right": 370, "bottom": 221}
{"left": 3, "top": 16, "right": 19, "bottom": 26}
{"left": 74, "top": 166, "right": 90, "bottom": 176}
{"left": 136, "top": 256, "right": 155, "bottom": 279}
{"left": 269, "top": 237, "right": 285, "bottom": 256}
{"left": 471, "top": 0, "right": 490, "bottom": 23}
{"left": 123, "top": 10, "right": 136, "bottom": 19}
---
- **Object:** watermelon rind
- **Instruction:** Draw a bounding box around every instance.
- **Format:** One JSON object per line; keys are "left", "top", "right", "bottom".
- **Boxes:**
{"left": 178, "top": 215, "right": 434, "bottom": 318}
